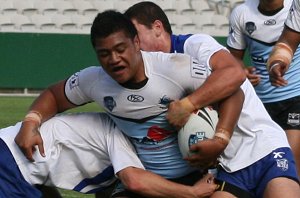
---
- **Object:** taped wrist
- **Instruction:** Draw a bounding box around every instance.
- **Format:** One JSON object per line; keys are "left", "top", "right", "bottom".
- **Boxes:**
{"left": 23, "top": 111, "right": 42, "bottom": 126}
{"left": 180, "top": 97, "right": 196, "bottom": 113}
{"left": 267, "top": 42, "right": 293, "bottom": 71}
{"left": 214, "top": 128, "right": 230, "bottom": 145}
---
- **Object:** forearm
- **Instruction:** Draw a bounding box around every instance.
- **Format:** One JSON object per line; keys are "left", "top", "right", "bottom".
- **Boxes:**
{"left": 214, "top": 88, "right": 244, "bottom": 145}
{"left": 119, "top": 168, "right": 198, "bottom": 198}
{"left": 188, "top": 66, "right": 245, "bottom": 110}
{"left": 26, "top": 80, "right": 75, "bottom": 123}
{"left": 216, "top": 88, "right": 244, "bottom": 133}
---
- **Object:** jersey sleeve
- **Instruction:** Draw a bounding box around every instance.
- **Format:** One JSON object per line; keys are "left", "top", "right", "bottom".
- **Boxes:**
{"left": 285, "top": 0, "right": 300, "bottom": 33}
{"left": 183, "top": 34, "right": 226, "bottom": 70}
{"left": 107, "top": 122, "right": 145, "bottom": 175}
{"left": 227, "top": 4, "right": 247, "bottom": 50}
{"left": 64, "top": 66, "right": 99, "bottom": 105}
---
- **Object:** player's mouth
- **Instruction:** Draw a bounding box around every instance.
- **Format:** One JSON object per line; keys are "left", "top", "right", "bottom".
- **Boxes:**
{"left": 112, "top": 65, "right": 126, "bottom": 74}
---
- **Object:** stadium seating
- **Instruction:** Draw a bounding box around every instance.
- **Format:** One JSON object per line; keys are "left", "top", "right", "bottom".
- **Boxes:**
{"left": 0, "top": 0, "right": 244, "bottom": 36}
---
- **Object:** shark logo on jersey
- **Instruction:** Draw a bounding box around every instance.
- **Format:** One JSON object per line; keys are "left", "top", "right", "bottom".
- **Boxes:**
{"left": 245, "top": 22, "right": 256, "bottom": 35}
{"left": 158, "top": 95, "right": 173, "bottom": 109}
{"left": 68, "top": 72, "right": 79, "bottom": 89}
{"left": 288, "top": 5, "right": 294, "bottom": 21}
{"left": 104, "top": 96, "right": 116, "bottom": 111}
{"left": 287, "top": 113, "right": 300, "bottom": 126}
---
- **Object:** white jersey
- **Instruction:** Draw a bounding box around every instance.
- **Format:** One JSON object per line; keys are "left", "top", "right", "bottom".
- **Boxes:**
{"left": 65, "top": 49, "right": 290, "bottom": 174}
{"left": 0, "top": 113, "right": 144, "bottom": 193}
{"left": 286, "top": 0, "right": 300, "bottom": 32}
{"left": 227, "top": 0, "right": 300, "bottom": 103}
{"left": 66, "top": 51, "right": 211, "bottom": 178}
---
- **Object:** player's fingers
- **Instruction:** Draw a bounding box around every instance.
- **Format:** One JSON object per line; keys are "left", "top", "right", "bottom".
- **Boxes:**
{"left": 37, "top": 140, "right": 46, "bottom": 157}
{"left": 24, "top": 148, "right": 35, "bottom": 162}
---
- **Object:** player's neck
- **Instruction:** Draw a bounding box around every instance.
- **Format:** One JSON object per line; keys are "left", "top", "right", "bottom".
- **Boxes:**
{"left": 160, "top": 32, "right": 172, "bottom": 53}
{"left": 258, "top": 0, "right": 284, "bottom": 15}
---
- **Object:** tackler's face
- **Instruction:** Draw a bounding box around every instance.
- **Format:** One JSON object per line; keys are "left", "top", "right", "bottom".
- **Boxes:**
{"left": 94, "top": 31, "right": 142, "bottom": 84}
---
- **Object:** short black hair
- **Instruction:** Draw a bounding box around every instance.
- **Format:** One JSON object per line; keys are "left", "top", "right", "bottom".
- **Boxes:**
{"left": 125, "top": 1, "right": 172, "bottom": 35}
{"left": 91, "top": 10, "right": 138, "bottom": 47}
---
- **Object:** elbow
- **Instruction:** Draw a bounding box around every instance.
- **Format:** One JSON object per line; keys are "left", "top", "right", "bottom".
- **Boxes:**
{"left": 237, "top": 69, "right": 247, "bottom": 85}
{"left": 119, "top": 168, "right": 148, "bottom": 194}
{"left": 229, "top": 66, "right": 247, "bottom": 89}
{"left": 123, "top": 177, "right": 147, "bottom": 193}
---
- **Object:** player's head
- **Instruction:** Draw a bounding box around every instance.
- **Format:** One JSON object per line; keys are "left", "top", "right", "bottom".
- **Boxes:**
{"left": 125, "top": 1, "right": 172, "bottom": 52}
{"left": 91, "top": 10, "right": 138, "bottom": 48}
{"left": 90, "top": 10, "right": 143, "bottom": 84}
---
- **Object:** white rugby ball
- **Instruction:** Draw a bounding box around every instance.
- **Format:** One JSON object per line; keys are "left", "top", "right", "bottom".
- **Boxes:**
{"left": 178, "top": 107, "right": 218, "bottom": 158}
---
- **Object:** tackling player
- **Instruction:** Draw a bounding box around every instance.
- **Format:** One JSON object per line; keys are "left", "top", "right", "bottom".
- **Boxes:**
{"left": 125, "top": 2, "right": 300, "bottom": 197}
{"left": 227, "top": 0, "right": 300, "bottom": 178}
{"left": 1, "top": 112, "right": 217, "bottom": 197}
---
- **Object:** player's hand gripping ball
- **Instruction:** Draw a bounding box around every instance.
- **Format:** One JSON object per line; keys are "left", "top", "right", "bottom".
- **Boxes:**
{"left": 178, "top": 107, "right": 218, "bottom": 158}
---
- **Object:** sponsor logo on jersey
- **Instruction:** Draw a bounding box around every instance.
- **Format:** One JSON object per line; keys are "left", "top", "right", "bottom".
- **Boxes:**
{"left": 245, "top": 21, "right": 256, "bottom": 35}
{"left": 191, "top": 58, "right": 207, "bottom": 79}
{"left": 264, "top": 19, "right": 276, "bottom": 26}
{"left": 188, "top": 132, "right": 207, "bottom": 147}
{"left": 127, "top": 94, "right": 144, "bottom": 102}
{"left": 287, "top": 113, "right": 300, "bottom": 126}
{"left": 68, "top": 72, "right": 79, "bottom": 89}
{"left": 276, "top": 159, "right": 289, "bottom": 171}
{"left": 273, "top": 151, "right": 289, "bottom": 171}
{"left": 131, "top": 126, "right": 173, "bottom": 145}
{"left": 103, "top": 96, "right": 116, "bottom": 111}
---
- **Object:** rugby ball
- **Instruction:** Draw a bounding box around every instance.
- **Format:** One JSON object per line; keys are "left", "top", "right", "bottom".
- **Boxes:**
{"left": 178, "top": 107, "right": 218, "bottom": 158}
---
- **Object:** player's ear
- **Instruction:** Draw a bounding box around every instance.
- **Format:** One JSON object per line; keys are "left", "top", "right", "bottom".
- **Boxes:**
{"left": 153, "top": 20, "right": 163, "bottom": 37}
{"left": 133, "top": 35, "right": 141, "bottom": 50}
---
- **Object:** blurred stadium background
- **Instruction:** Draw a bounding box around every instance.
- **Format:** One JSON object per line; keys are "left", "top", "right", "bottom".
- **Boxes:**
{"left": 0, "top": 0, "right": 245, "bottom": 197}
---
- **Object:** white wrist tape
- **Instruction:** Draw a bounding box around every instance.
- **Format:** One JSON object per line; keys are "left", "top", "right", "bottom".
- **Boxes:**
{"left": 267, "top": 42, "right": 293, "bottom": 71}
{"left": 23, "top": 111, "right": 42, "bottom": 125}
{"left": 214, "top": 128, "right": 230, "bottom": 144}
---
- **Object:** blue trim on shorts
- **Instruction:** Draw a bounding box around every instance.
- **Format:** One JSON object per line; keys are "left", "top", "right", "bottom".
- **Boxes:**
{"left": 0, "top": 138, "right": 42, "bottom": 198}
{"left": 217, "top": 147, "right": 299, "bottom": 198}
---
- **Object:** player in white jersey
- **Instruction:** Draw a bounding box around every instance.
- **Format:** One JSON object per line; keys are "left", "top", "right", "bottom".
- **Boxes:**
{"left": 14, "top": 10, "right": 299, "bottom": 197}
{"left": 125, "top": 2, "right": 300, "bottom": 197}
{"left": 0, "top": 112, "right": 217, "bottom": 198}
{"left": 268, "top": 0, "right": 300, "bottom": 85}
{"left": 227, "top": 0, "right": 300, "bottom": 177}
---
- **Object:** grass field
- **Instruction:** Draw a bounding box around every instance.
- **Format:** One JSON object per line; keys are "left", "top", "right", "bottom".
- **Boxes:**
{"left": 0, "top": 96, "right": 102, "bottom": 198}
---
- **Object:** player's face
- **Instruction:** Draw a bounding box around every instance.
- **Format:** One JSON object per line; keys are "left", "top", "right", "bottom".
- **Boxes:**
{"left": 94, "top": 31, "right": 144, "bottom": 84}
{"left": 131, "top": 19, "right": 160, "bottom": 52}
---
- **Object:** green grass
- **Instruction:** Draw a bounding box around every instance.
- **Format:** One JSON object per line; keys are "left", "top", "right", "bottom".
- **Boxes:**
{"left": 0, "top": 96, "right": 102, "bottom": 198}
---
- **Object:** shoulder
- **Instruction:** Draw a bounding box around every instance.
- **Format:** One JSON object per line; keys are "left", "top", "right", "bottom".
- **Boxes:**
{"left": 185, "top": 34, "right": 221, "bottom": 46}
{"left": 230, "top": 0, "right": 257, "bottom": 22}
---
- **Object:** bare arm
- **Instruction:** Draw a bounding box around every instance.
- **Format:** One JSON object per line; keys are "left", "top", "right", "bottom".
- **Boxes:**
{"left": 228, "top": 46, "right": 261, "bottom": 86}
{"left": 14, "top": 80, "right": 76, "bottom": 161}
{"left": 118, "top": 167, "right": 217, "bottom": 198}
{"left": 268, "top": 26, "right": 300, "bottom": 86}
{"left": 186, "top": 88, "right": 244, "bottom": 168}
{"left": 167, "top": 50, "right": 245, "bottom": 129}
{"left": 279, "top": 26, "right": 300, "bottom": 53}
{"left": 190, "top": 49, "right": 245, "bottom": 108}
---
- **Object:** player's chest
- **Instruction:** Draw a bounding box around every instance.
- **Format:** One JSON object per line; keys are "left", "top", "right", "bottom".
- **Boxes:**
{"left": 92, "top": 78, "right": 186, "bottom": 118}
{"left": 241, "top": 12, "right": 287, "bottom": 43}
